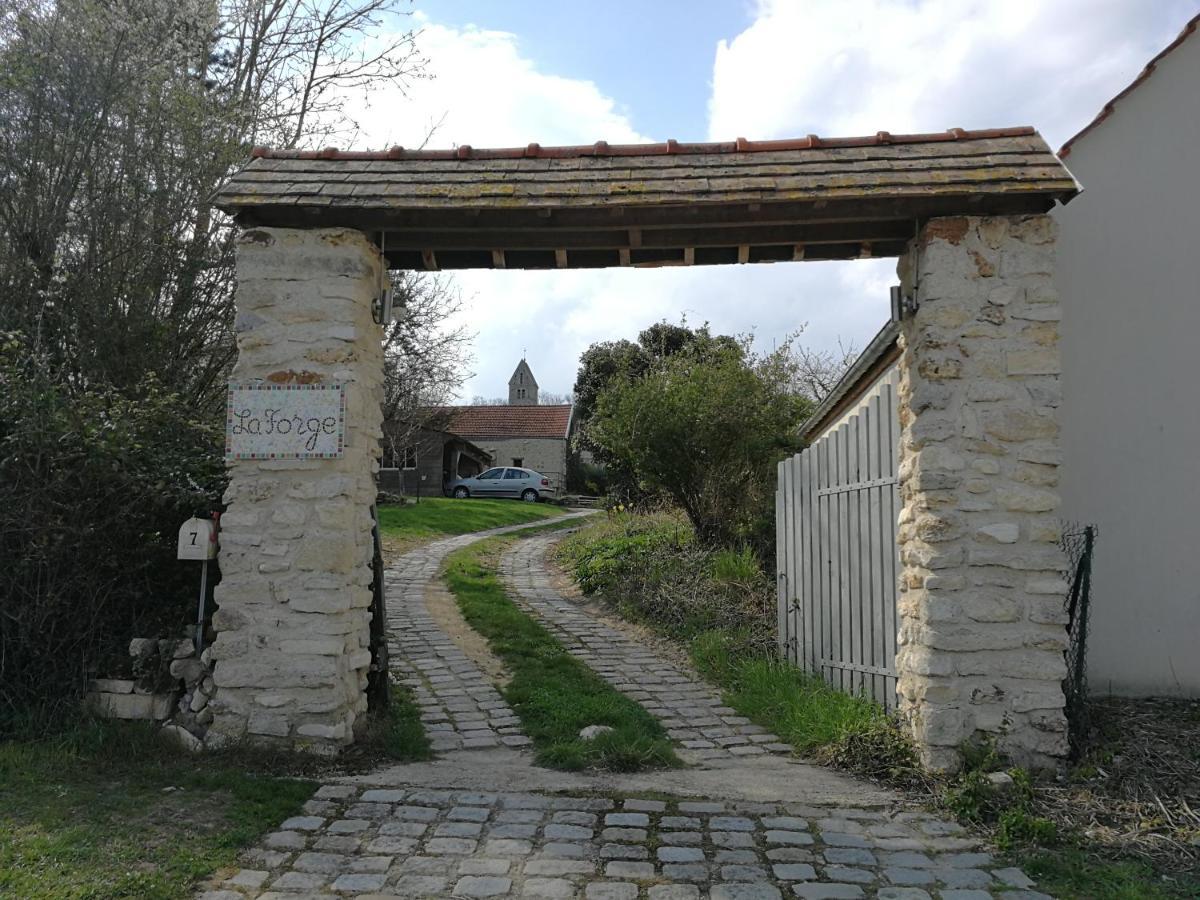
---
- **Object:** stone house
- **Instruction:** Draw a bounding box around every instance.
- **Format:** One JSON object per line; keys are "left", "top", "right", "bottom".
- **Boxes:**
{"left": 423, "top": 360, "right": 575, "bottom": 490}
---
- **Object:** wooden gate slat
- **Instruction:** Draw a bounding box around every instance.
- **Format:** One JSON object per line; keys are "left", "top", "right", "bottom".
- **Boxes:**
{"left": 777, "top": 367, "right": 900, "bottom": 709}
{"left": 776, "top": 460, "right": 788, "bottom": 659}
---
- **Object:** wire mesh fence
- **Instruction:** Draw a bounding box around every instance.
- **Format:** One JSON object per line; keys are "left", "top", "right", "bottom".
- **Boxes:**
{"left": 1060, "top": 522, "right": 1097, "bottom": 758}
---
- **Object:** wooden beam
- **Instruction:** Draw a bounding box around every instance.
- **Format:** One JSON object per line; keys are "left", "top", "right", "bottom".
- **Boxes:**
{"left": 421, "top": 249, "right": 439, "bottom": 271}
{"left": 555, "top": 249, "right": 568, "bottom": 268}
{"left": 491, "top": 249, "right": 506, "bottom": 269}
{"left": 859, "top": 242, "right": 873, "bottom": 259}
{"left": 619, "top": 248, "right": 631, "bottom": 267}
{"left": 737, "top": 245, "right": 750, "bottom": 264}
{"left": 792, "top": 244, "right": 805, "bottom": 261}
{"left": 246, "top": 193, "right": 1055, "bottom": 235}
{"left": 683, "top": 247, "right": 695, "bottom": 266}
{"left": 375, "top": 220, "right": 914, "bottom": 251}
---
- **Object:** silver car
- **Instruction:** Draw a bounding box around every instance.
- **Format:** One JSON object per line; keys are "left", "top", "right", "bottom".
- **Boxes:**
{"left": 449, "top": 466, "right": 557, "bottom": 502}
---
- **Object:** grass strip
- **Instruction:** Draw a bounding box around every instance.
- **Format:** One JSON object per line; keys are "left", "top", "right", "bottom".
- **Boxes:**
{"left": 443, "top": 536, "right": 681, "bottom": 772}
{"left": 0, "top": 720, "right": 313, "bottom": 900}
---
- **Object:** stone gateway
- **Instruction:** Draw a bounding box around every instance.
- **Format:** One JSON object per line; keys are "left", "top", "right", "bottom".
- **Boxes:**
{"left": 209, "top": 129, "right": 1080, "bottom": 769}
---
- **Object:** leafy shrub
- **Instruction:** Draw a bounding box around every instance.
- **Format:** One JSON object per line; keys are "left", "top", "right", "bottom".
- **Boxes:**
{"left": 587, "top": 345, "right": 807, "bottom": 552}
{"left": 0, "top": 336, "right": 225, "bottom": 731}
{"left": 557, "top": 511, "right": 775, "bottom": 649}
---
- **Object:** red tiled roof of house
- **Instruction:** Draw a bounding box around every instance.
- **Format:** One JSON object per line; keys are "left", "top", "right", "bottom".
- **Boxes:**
{"left": 434, "top": 405, "right": 572, "bottom": 440}
{"left": 1060, "top": 13, "right": 1199, "bottom": 157}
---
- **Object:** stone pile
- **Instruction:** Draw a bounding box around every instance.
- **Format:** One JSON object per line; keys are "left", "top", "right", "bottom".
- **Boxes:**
{"left": 164, "top": 634, "right": 217, "bottom": 745}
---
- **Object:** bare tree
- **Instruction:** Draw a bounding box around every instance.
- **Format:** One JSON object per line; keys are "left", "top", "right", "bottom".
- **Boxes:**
{"left": 789, "top": 339, "right": 858, "bottom": 404}
{"left": 539, "top": 391, "right": 573, "bottom": 405}
{"left": 380, "top": 272, "right": 474, "bottom": 460}
{"left": 0, "top": 0, "right": 425, "bottom": 412}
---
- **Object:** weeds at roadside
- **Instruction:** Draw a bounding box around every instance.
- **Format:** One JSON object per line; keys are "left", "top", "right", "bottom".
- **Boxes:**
{"left": 361, "top": 683, "right": 433, "bottom": 763}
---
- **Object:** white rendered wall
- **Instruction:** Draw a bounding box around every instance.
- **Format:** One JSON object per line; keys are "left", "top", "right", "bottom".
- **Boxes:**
{"left": 1054, "top": 36, "right": 1200, "bottom": 696}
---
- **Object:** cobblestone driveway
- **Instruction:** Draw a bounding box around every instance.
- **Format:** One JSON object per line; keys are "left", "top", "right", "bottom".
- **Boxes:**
{"left": 501, "top": 536, "right": 789, "bottom": 762}
{"left": 384, "top": 514, "right": 592, "bottom": 753}
{"left": 200, "top": 785, "right": 1050, "bottom": 899}
{"left": 198, "top": 516, "right": 1052, "bottom": 898}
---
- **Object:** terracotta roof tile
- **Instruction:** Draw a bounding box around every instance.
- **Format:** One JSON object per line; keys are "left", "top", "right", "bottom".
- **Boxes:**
{"left": 247, "top": 127, "right": 1039, "bottom": 161}
{"left": 433, "top": 405, "right": 572, "bottom": 440}
{"left": 1060, "top": 13, "right": 1199, "bottom": 157}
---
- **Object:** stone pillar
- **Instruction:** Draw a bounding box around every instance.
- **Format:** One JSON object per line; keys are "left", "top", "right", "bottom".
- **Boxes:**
{"left": 207, "top": 227, "right": 384, "bottom": 753}
{"left": 895, "top": 215, "right": 1069, "bottom": 772}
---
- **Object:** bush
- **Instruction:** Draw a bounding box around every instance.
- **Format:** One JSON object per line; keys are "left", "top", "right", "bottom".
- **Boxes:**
{"left": 557, "top": 511, "right": 776, "bottom": 651}
{"left": 0, "top": 336, "right": 225, "bottom": 731}
{"left": 587, "top": 345, "right": 808, "bottom": 552}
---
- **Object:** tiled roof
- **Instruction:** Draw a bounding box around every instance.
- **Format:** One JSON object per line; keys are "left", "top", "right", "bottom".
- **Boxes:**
{"left": 1060, "top": 13, "right": 1198, "bottom": 158}
{"left": 435, "top": 405, "right": 572, "bottom": 440}
{"left": 217, "top": 128, "right": 1074, "bottom": 212}
{"left": 213, "top": 127, "right": 1077, "bottom": 270}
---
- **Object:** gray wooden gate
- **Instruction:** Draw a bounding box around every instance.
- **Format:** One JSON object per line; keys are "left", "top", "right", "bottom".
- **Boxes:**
{"left": 776, "top": 372, "right": 901, "bottom": 709}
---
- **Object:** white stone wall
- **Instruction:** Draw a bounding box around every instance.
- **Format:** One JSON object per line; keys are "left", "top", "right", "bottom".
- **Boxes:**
{"left": 208, "top": 227, "right": 384, "bottom": 753}
{"left": 895, "top": 215, "right": 1069, "bottom": 772}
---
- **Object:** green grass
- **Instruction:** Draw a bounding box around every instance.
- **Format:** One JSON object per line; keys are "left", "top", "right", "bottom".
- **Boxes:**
{"left": 558, "top": 514, "right": 912, "bottom": 773}
{"left": 1020, "top": 846, "right": 1200, "bottom": 899}
{"left": 688, "top": 628, "right": 917, "bottom": 780}
{"left": 443, "top": 536, "right": 681, "bottom": 772}
{"left": 0, "top": 719, "right": 314, "bottom": 899}
{"left": 365, "top": 684, "right": 433, "bottom": 762}
{"left": 690, "top": 630, "right": 884, "bottom": 752}
{"left": 377, "top": 496, "right": 566, "bottom": 550}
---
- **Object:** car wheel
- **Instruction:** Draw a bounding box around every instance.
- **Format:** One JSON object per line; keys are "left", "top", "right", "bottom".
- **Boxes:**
{"left": 521, "top": 489, "right": 538, "bottom": 503}
{"left": 453, "top": 486, "right": 470, "bottom": 499}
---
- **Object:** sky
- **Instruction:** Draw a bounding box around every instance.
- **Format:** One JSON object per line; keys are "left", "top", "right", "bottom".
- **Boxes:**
{"left": 343, "top": 0, "right": 1196, "bottom": 401}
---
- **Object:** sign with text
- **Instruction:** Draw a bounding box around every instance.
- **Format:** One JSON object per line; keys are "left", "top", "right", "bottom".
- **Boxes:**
{"left": 225, "top": 382, "right": 346, "bottom": 460}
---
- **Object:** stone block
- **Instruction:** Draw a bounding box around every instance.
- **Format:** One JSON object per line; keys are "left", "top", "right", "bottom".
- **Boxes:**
{"left": 87, "top": 690, "right": 175, "bottom": 720}
{"left": 90, "top": 678, "right": 134, "bottom": 694}
{"left": 1007, "top": 349, "right": 1060, "bottom": 375}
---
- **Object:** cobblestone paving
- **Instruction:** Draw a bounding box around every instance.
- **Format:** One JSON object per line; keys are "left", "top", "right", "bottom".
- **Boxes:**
{"left": 499, "top": 535, "right": 790, "bottom": 762}
{"left": 200, "top": 785, "right": 1051, "bottom": 899}
{"left": 384, "top": 514, "right": 591, "bottom": 753}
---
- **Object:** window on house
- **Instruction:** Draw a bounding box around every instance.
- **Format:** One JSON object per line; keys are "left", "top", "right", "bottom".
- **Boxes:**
{"left": 512, "top": 457, "right": 524, "bottom": 467}
{"left": 385, "top": 446, "right": 417, "bottom": 469}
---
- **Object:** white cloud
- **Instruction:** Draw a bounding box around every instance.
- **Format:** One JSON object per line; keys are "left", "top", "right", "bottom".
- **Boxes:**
{"left": 330, "top": 4, "right": 1194, "bottom": 401}
{"left": 346, "top": 16, "right": 651, "bottom": 149}
{"left": 708, "top": 0, "right": 1192, "bottom": 150}
{"left": 451, "top": 258, "right": 898, "bottom": 401}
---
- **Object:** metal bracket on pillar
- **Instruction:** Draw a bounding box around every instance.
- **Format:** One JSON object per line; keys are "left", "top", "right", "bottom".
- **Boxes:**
{"left": 890, "top": 285, "right": 918, "bottom": 322}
